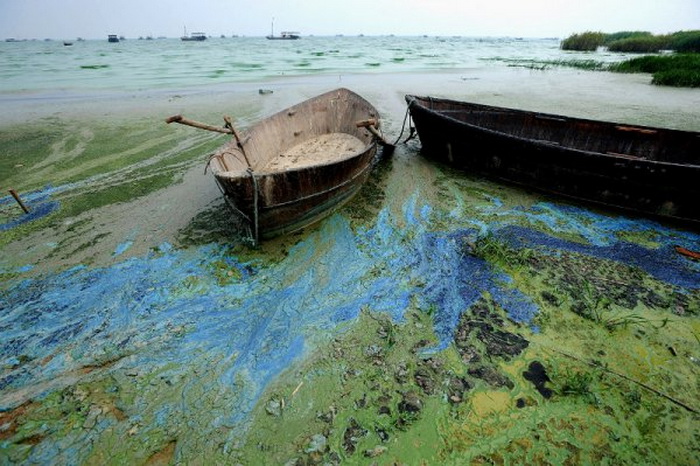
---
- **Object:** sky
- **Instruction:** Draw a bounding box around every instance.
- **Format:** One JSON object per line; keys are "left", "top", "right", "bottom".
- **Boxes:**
{"left": 0, "top": 0, "right": 698, "bottom": 40}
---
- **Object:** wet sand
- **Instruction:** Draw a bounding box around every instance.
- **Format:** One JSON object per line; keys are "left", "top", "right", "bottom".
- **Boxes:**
{"left": 3, "top": 67, "right": 698, "bottom": 273}
{"left": 3, "top": 67, "right": 700, "bottom": 130}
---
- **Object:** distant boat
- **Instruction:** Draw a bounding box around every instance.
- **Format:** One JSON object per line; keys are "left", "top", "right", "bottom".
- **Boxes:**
{"left": 181, "top": 28, "right": 206, "bottom": 41}
{"left": 266, "top": 18, "right": 300, "bottom": 40}
{"left": 108, "top": 34, "right": 119, "bottom": 43}
{"left": 267, "top": 31, "right": 300, "bottom": 40}
{"left": 63, "top": 41, "right": 73, "bottom": 46}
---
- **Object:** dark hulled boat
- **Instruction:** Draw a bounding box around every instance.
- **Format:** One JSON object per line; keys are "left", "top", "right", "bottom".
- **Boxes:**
{"left": 406, "top": 95, "right": 700, "bottom": 226}
{"left": 266, "top": 31, "right": 300, "bottom": 40}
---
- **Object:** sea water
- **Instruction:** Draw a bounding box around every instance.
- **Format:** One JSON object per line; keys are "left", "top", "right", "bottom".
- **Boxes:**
{"left": 0, "top": 36, "right": 627, "bottom": 95}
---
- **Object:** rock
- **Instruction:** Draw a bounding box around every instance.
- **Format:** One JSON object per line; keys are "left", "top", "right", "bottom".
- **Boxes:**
{"left": 305, "top": 434, "right": 327, "bottom": 453}
{"left": 414, "top": 368, "right": 435, "bottom": 394}
{"left": 342, "top": 418, "right": 367, "bottom": 454}
{"left": 522, "top": 361, "right": 553, "bottom": 399}
{"left": 265, "top": 398, "right": 283, "bottom": 417}
{"left": 446, "top": 376, "right": 472, "bottom": 403}
{"left": 468, "top": 365, "right": 514, "bottom": 389}
{"left": 83, "top": 406, "right": 102, "bottom": 429}
{"left": 364, "top": 446, "right": 387, "bottom": 458}
{"left": 398, "top": 391, "right": 422, "bottom": 414}
{"left": 395, "top": 362, "right": 409, "bottom": 384}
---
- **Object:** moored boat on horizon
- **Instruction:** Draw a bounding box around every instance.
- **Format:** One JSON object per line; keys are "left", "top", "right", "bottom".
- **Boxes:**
{"left": 266, "top": 31, "right": 301, "bottom": 40}
{"left": 406, "top": 95, "right": 700, "bottom": 226}
{"left": 181, "top": 32, "right": 206, "bottom": 41}
{"left": 265, "top": 18, "right": 300, "bottom": 40}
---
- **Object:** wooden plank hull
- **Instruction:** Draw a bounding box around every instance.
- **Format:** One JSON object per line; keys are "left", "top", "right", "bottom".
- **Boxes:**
{"left": 406, "top": 95, "right": 700, "bottom": 226}
{"left": 211, "top": 88, "right": 380, "bottom": 240}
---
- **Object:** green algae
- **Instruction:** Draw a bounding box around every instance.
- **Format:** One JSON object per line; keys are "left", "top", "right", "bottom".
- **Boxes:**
{"left": 234, "top": 288, "right": 699, "bottom": 464}
{"left": 237, "top": 308, "right": 459, "bottom": 465}
{"left": 2, "top": 108, "right": 699, "bottom": 466}
{"left": 225, "top": 159, "right": 700, "bottom": 464}
{"left": 0, "top": 117, "right": 222, "bottom": 251}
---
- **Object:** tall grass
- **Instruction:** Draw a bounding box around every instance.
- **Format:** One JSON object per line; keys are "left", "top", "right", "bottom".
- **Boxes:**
{"left": 668, "top": 30, "right": 700, "bottom": 53}
{"left": 561, "top": 30, "right": 700, "bottom": 53}
{"left": 607, "top": 37, "right": 668, "bottom": 53}
{"left": 610, "top": 54, "right": 700, "bottom": 87}
{"left": 560, "top": 32, "right": 606, "bottom": 51}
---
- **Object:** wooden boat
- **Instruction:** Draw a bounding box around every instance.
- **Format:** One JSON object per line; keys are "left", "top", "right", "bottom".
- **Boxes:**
{"left": 405, "top": 95, "right": 700, "bottom": 225}
{"left": 107, "top": 35, "right": 119, "bottom": 43}
{"left": 168, "top": 88, "right": 386, "bottom": 241}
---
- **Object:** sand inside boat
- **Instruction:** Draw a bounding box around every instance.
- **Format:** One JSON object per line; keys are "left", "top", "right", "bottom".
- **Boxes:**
{"left": 262, "top": 133, "right": 366, "bottom": 171}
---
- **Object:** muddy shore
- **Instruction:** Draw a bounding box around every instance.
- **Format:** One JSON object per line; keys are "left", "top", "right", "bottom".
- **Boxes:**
{"left": 1, "top": 67, "right": 699, "bottom": 464}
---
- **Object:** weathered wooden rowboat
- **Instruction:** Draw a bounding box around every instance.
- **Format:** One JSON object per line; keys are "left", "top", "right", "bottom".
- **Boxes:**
{"left": 168, "top": 88, "right": 386, "bottom": 241}
{"left": 406, "top": 95, "right": 700, "bottom": 226}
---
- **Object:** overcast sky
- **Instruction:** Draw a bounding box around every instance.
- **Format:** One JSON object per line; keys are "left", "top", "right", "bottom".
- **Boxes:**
{"left": 1, "top": 0, "right": 698, "bottom": 40}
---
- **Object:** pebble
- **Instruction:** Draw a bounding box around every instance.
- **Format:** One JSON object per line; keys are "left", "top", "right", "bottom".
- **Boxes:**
{"left": 305, "top": 434, "right": 327, "bottom": 453}
{"left": 364, "top": 446, "right": 387, "bottom": 458}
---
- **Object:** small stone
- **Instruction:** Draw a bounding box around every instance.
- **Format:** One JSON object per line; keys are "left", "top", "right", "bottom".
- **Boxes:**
{"left": 83, "top": 406, "right": 102, "bottom": 429}
{"left": 265, "top": 398, "right": 282, "bottom": 417}
{"left": 398, "top": 391, "right": 422, "bottom": 414}
{"left": 364, "top": 446, "right": 387, "bottom": 458}
{"left": 305, "top": 434, "right": 327, "bottom": 453}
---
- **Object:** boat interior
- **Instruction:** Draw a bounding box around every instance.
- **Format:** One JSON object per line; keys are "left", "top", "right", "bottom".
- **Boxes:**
{"left": 211, "top": 89, "right": 378, "bottom": 176}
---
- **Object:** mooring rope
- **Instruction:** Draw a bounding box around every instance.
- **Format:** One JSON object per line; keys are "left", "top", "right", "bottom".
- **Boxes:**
{"left": 393, "top": 105, "right": 418, "bottom": 146}
{"left": 248, "top": 167, "right": 260, "bottom": 244}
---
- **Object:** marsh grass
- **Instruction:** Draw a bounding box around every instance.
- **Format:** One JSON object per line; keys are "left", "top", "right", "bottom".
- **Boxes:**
{"left": 561, "top": 30, "right": 700, "bottom": 53}
{"left": 469, "top": 233, "right": 534, "bottom": 271}
{"left": 610, "top": 54, "right": 700, "bottom": 87}
{"left": 555, "top": 368, "right": 598, "bottom": 404}
{"left": 560, "top": 31, "right": 606, "bottom": 51}
{"left": 607, "top": 37, "right": 668, "bottom": 53}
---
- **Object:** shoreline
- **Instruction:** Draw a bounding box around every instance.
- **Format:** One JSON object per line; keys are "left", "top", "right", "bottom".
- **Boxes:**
{"left": 1, "top": 67, "right": 699, "bottom": 130}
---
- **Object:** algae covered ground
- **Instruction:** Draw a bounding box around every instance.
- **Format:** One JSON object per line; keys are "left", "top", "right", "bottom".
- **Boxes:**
{"left": 1, "top": 81, "right": 700, "bottom": 465}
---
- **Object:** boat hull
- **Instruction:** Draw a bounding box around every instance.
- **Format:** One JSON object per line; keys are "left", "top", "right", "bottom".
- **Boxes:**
{"left": 212, "top": 88, "right": 380, "bottom": 240}
{"left": 406, "top": 95, "right": 700, "bottom": 226}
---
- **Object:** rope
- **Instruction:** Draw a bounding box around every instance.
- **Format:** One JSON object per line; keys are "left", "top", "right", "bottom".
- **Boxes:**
{"left": 248, "top": 168, "right": 260, "bottom": 245}
{"left": 392, "top": 104, "right": 418, "bottom": 146}
{"left": 549, "top": 347, "right": 698, "bottom": 414}
{"left": 392, "top": 106, "right": 411, "bottom": 146}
